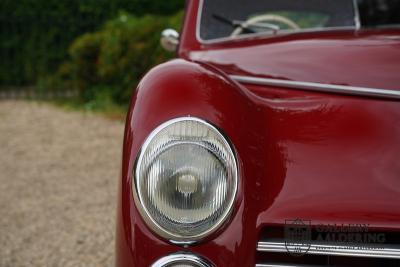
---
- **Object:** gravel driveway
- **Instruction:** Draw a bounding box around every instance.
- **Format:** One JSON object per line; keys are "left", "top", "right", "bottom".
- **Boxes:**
{"left": 0, "top": 101, "right": 124, "bottom": 267}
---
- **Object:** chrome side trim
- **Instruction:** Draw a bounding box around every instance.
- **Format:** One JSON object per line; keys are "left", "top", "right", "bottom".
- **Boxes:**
{"left": 152, "top": 252, "right": 211, "bottom": 267}
{"left": 230, "top": 75, "right": 400, "bottom": 100}
{"left": 257, "top": 241, "right": 400, "bottom": 259}
{"left": 256, "top": 264, "right": 326, "bottom": 267}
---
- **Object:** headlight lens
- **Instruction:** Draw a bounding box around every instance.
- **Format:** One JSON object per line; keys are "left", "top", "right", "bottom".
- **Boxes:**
{"left": 133, "top": 117, "right": 238, "bottom": 242}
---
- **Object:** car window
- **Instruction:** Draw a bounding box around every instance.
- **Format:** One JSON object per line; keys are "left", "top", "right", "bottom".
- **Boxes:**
{"left": 247, "top": 11, "right": 330, "bottom": 31}
{"left": 358, "top": 0, "right": 400, "bottom": 27}
{"left": 199, "top": 0, "right": 400, "bottom": 41}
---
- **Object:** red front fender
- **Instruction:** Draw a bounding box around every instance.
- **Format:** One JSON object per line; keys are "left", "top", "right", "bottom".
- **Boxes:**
{"left": 116, "top": 59, "right": 261, "bottom": 266}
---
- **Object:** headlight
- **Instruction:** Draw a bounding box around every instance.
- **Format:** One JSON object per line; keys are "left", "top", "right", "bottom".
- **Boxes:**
{"left": 152, "top": 252, "right": 212, "bottom": 267}
{"left": 133, "top": 117, "right": 238, "bottom": 243}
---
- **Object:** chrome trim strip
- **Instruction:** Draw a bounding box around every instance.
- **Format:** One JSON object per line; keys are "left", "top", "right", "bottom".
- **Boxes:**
{"left": 257, "top": 241, "right": 400, "bottom": 259}
{"left": 196, "top": 0, "right": 358, "bottom": 44}
{"left": 256, "top": 264, "right": 326, "bottom": 267}
{"left": 230, "top": 75, "right": 400, "bottom": 100}
{"left": 353, "top": 0, "right": 361, "bottom": 29}
{"left": 152, "top": 253, "right": 211, "bottom": 267}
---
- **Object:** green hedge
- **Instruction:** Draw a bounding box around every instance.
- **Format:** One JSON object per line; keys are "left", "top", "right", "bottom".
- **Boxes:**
{"left": 46, "top": 11, "right": 183, "bottom": 107}
{"left": 0, "top": 0, "right": 183, "bottom": 86}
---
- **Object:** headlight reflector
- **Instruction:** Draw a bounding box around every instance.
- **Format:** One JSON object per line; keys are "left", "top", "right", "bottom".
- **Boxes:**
{"left": 134, "top": 117, "right": 238, "bottom": 242}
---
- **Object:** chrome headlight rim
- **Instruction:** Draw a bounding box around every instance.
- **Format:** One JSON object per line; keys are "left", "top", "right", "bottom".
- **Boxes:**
{"left": 151, "top": 252, "right": 212, "bottom": 267}
{"left": 132, "top": 117, "right": 239, "bottom": 244}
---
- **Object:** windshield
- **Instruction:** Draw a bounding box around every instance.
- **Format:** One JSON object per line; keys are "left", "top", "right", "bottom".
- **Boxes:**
{"left": 199, "top": 0, "right": 400, "bottom": 41}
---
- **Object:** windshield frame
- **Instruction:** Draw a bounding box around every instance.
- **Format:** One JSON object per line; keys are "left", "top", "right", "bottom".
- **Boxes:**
{"left": 195, "top": 0, "right": 362, "bottom": 44}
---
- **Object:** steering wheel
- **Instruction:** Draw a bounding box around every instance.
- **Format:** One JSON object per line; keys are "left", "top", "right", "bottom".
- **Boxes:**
{"left": 231, "top": 14, "right": 301, "bottom": 36}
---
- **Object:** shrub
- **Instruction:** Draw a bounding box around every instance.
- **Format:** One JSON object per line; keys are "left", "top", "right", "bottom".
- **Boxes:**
{"left": 0, "top": 0, "right": 184, "bottom": 86}
{"left": 60, "top": 11, "right": 183, "bottom": 106}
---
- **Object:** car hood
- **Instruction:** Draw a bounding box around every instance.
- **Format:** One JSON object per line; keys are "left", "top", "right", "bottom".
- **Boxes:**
{"left": 189, "top": 30, "right": 400, "bottom": 91}
{"left": 186, "top": 32, "right": 400, "bottom": 229}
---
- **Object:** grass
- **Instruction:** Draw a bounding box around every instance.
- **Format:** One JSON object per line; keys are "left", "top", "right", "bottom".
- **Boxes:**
{"left": 0, "top": 86, "right": 129, "bottom": 121}
{"left": 51, "top": 97, "right": 128, "bottom": 121}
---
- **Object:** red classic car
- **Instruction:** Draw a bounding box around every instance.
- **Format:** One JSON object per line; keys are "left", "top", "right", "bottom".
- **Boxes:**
{"left": 116, "top": 0, "right": 400, "bottom": 266}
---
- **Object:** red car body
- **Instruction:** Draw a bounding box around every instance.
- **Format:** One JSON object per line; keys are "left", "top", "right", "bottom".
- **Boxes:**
{"left": 116, "top": 0, "right": 400, "bottom": 266}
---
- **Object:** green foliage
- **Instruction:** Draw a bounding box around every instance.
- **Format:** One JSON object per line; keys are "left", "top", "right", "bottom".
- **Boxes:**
{"left": 0, "top": 0, "right": 183, "bottom": 86}
{"left": 56, "top": 11, "right": 183, "bottom": 106}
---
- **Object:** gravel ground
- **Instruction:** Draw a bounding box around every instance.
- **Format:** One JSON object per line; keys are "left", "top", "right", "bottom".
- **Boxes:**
{"left": 0, "top": 101, "right": 124, "bottom": 267}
